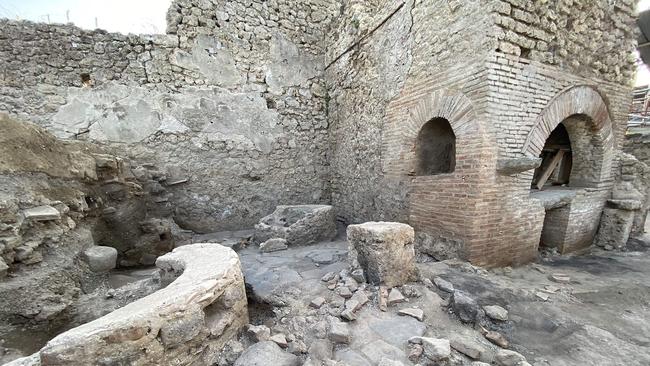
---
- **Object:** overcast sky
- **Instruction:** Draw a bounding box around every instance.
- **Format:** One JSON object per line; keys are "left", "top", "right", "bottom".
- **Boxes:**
{"left": 2, "top": 0, "right": 650, "bottom": 85}
{"left": 0, "top": 0, "right": 172, "bottom": 34}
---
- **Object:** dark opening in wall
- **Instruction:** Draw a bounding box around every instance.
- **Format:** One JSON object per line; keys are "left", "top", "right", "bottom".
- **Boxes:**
{"left": 532, "top": 123, "right": 573, "bottom": 189}
{"left": 415, "top": 117, "right": 456, "bottom": 175}
{"left": 80, "top": 73, "right": 92, "bottom": 87}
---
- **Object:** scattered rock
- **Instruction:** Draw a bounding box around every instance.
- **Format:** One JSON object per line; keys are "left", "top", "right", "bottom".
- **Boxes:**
{"left": 483, "top": 305, "right": 508, "bottom": 321}
{"left": 248, "top": 324, "right": 271, "bottom": 342}
{"left": 82, "top": 246, "right": 118, "bottom": 272}
{"left": 350, "top": 290, "right": 369, "bottom": 309}
{"left": 451, "top": 291, "right": 480, "bottom": 323}
{"left": 408, "top": 344, "right": 424, "bottom": 362}
{"left": 400, "top": 284, "right": 420, "bottom": 298}
{"left": 423, "top": 278, "right": 434, "bottom": 289}
{"left": 387, "top": 288, "right": 406, "bottom": 306}
{"left": 421, "top": 337, "right": 451, "bottom": 361}
{"left": 379, "top": 286, "right": 388, "bottom": 312}
{"left": 434, "top": 277, "right": 454, "bottom": 293}
{"left": 337, "top": 286, "right": 353, "bottom": 299}
{"left": 481, "top": 327, "right": 509, "bottom": 348}
{"left": 398, "top": 307, "right": 424, "bottom": 321}
{"left": 234, "top": 341, "right": 299, "bottom": 366}
{"left": 270, "top": 333, "right": 288, "bottom": 348}
{"left": 450, "top": 335, "right": 488, "bottom": 360}
{"left": 495, "top": 349, "right": 527, "bottom": 366}
{"left": 328, "top": 320, "right": 351, "bottom": 344}
{"left": 340, "top": 308, "right": 356, "bottom": 321}
{"left": 351, "top": 268, "right": 365, "bottom": 283}
{"left": 535, "top": 292, "right": 549, "bottom": 301}
{"left": 321, "top": 272, "right": 336, "bottom": 282}
{"left": 549, "top": 273, "right": 571, "bottom": 284}
{"left": 260, "top": 238, "right": 288, "bottom": 252}
{"left": 310, "top": 296, "right": 326, "bottom": 309}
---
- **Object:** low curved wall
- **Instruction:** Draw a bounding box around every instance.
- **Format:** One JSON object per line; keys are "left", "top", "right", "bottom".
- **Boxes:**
{"left": 9, "top": 244, "right": 248, "bottom": 366}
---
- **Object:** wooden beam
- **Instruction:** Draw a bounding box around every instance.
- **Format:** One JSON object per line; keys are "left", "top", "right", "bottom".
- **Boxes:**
{"left": 536, "top": 150, "right": 565, "bottom": 190}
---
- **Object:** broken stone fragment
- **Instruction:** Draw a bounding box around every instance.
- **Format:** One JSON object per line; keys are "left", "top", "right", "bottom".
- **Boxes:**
{"left": 535, "top": 292, "right": 550, "bottom": 301}
{"left": 387, "top": 288, "right": 406, "bottom": 306}
{"left": 451, "top": 291, "right": 480, "bottom": 323}
{"left": 433, "top": 277, "right": 454, "bottom": 293}
{"left": 310, "top": 296, "right": 326, "bottom": 309}
{"left": 340, "top": 308, "right": 356, "bottom": 321}
{"left": 398, "top": 307, "right": 424, "bottom": 321}
{"left": 82, "top": 246, "right": 118, "bottom": 272}
{"left": 22, "top": 205, "right": 61, "bottom": 221}
{"left": 495, "top": 349, "right": 527, "bottom": 366}
{"left": 321, "top": 271, "right": 336, "bottom": 282}
{"left": 346, "top": 221, "right": 416, "bottom": 287}
{"left": 483, "top": 305, "right": 509, "bottom": 321}
{"left": 549, "top": 273, "right": 571, "bottom": 284}
{"left": 408, "top": 344, "right": 424, "bottom": 362}
{"left": 270, "top": 333, "right": 288, "bottom": 348}
{"left": 351, "top": 268, "right": 365, "bottom": 283}
{"left": 350, "top": 290, "right": 369, "bottom": 309}
{"left": 421, "top": 337, "right": 451, "bottom": 361}
{"left": 379, "top": 286, "right": 388, "bottom": 312}
{"left": 328, "top": 320, "right": 350, "bottom": 344}
{"left": 336, "top": 286, "right": 353, "bottom": 298}
{"left": 254, "top": 205, "right": 336, "bottom": 246}
{"left": 247, "top": 324, "right": 271, "bottom": 342}
{"left": 234, "top": 341, "right": 299, "bottom": 366}
{"left": 450, "top": 335, "right": 488, "bottom": 360}
{"left": 481, "top": 327, "right": 509, "bottom": 348}
{"left": 260, "top": 238, "right": 288, "bottom": 253}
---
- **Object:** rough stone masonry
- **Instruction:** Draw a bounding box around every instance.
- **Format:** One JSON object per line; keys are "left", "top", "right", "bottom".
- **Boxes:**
{"left": 0, "top": 0, "right": 643, "bottom": 266}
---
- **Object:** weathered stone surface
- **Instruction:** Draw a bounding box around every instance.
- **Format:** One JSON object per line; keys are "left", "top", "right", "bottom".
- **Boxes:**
{"left": 387, "top": 288, "right": 406, "bottom": 305}
{"left": 451, "top": 291, "right": 480, "bottom": 324}
{"left": 483, "top": 305, "right": 508, "bottom": 321}
{"left": 495, "top": 350, "right": 527, "bottom": 366}
{"left": 254, "top": 205, "right": 336, "bottom": 246}
{"left": 450, "top": 335, "right": 488, "bottom": 360}
{"left": 421, "top": 337, "right": 451, "bottom": 361}
{"left": 398, "top": 307, "right": 424, "bottom": 322}
{"left": 346, "top": 222, "right": 416, "bottom": 287}
{"left": 82, "top": 246, "right": 118, "bottom": 272}
{"left": 496, "top": 157, "right": 541, "bottom": 175}
{"left": 433, "top": 277, "right": 454, "bottom": 293}
{"left": 594, "top": 207, "right": 635, "bottom": 249}
{"left": 329, "top": 320, "right": 351, "bottom": 344}
{"left": 260, "top": 238, "right": 289, "bottom": 253}
{"left": 234, "top": 341, "right": 299, "bottom": 366}
{"left": 37, "top": 244, "right": 248, "bottom": 365}
{"left": 22, "top": 205, "right": 61, "bottom": 221}
{"left": 248, "top": 324, "right": 271, "bottom": 342}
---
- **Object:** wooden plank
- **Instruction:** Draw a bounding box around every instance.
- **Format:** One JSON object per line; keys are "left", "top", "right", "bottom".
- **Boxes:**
{"left": 536, "top": 150, "right": 565, "bottom": 190}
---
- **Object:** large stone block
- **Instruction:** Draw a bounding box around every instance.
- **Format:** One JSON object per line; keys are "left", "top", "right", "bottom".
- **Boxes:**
{"left": 254, "top": 205, "right": 336, "bottom": 246}
{"left": 346, "top": 222, "right": 416, "bottom": 287}
{"left": 594, "top": 207, "right": 635, "bottom": 249}
{"left": 82, "top": 246, "right": 118, "bottom": 272}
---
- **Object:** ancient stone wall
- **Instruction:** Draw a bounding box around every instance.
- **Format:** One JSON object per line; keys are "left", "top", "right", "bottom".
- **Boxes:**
{"left": 0, "top": 0, "right": 341, "bottom": 232}
{"left": 492, "top": 0, "right": 638, "bottom": 84}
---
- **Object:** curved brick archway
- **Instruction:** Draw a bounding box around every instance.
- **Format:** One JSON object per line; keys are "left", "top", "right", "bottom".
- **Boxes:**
{"left": 382, "top": 89, "right": 484, "bottom": 176}
{"left": 522, "top": 85, "right": 615, "bottom": 186}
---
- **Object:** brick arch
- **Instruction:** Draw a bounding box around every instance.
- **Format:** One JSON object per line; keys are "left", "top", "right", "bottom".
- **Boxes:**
{"left": 522, "top": 85, "right": 614, "bottom": 185}
{"left": 382, "top": 89, "right": 485, "bottom": 176}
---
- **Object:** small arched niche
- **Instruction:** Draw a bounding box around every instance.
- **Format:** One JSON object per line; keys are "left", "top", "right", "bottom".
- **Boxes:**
{"left": 415, "top": 117, "right": 456, "bottom": 176}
